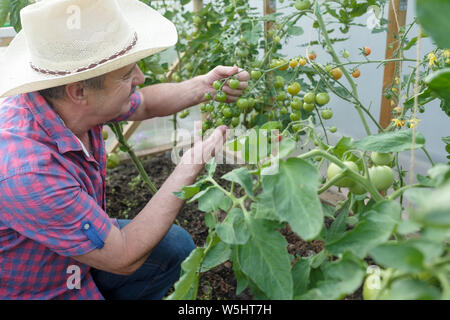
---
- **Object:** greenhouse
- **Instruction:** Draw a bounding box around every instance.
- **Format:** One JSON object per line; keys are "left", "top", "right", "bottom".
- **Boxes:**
{"left": 0, "top": 0, "right": 448, "bottom": 303}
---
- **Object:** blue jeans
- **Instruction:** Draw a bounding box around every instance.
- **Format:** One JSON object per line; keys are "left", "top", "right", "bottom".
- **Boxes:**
{"left": 90, "top": 219, "right": 195, "bottom": 300}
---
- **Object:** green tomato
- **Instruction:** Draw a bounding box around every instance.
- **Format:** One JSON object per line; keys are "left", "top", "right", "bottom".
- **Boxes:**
{"left": 222, "top": 107, "right": 233, "bottom": 118}
{"left": 295, "top": 0, "right": 311, "bottom": 10}
{"left": 102, "top": 130, "right": 109, "bottom": 140}
{"left": 287, "top": 82, "right": 301, "bottom": 96}
{"left": 204, "top": 92, "right": 213, "bottom": 100}
{"left": 231, "top": 117, "right": 240, "bottom": 127}
{"left": 303, "top": 91, "right": 316, "bottom": 104}
{"left": 251, "top": 70, "right": 262, "bottom": 80}
{"left": 237, "top": 47, "right": 249, "bottom": 58}
{"left": 247, "top": 97, "right": 256, "bottom": 109}
{"left": 229, "top": 78, "right": 240, "bottom": 90}
{"left": 349, "top": 182, "right": 367, "bottom": 195}
{"left": 370, "top": 152, "right": 394, "bottom": 166}
{"left": 213, "top": 80, "right": 222, "bottom": 90}
{"left": 315, "top": 92, "right": 330, "bottom": 106}
{"left": 276, "top": 91, "right": 287, "bottom": 102}
{"left": 274, "top": 76, "right": 285, "bottom": 89}
{"left": 368, "top": 166, "right": 395, "bottom": 191}
{"left": 303, "top": 103, "right": 315, "bottom": 112}
{"left": 185, "top": 62, "right": 194, "bottom": 72}
{"left": 106, "top": 153, "right": 120, "bottom": 169}
{"left": 179, "top": 110, "right": 189, "bottom": 119}
{"left": 290, "top": 97, "right": 303, "bottom": 110}
{"left": 172, "top": 72, "right": 182, "bottom": 82}
{"left": 327, "top": 161, "right": 359, "bottom": 188}
{"left": 363, "top": 274, "right": 382, "bottom": 300}
{"left": 321, "top": 109, "right": 333, "bottom": 120}
{"left": 215, "top": 91, "right": 227, "bottom": 102}
{"left": 290, "top": 111, "right": 301, "bottom": 121}
{"left": 236, "top": 98, "right": 249, "bottom": 109}
{"left": 329, "top": 126, "right": 337, "bottom": 133}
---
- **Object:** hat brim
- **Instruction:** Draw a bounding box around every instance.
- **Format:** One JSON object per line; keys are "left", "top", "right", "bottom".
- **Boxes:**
{"left": 0, "top": 0, "right": 178, "bottom": 98}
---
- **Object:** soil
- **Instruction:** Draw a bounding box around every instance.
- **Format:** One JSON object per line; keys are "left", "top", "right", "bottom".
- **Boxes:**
{"left": 105, "top": 152, "right": 363, "bottom": 300}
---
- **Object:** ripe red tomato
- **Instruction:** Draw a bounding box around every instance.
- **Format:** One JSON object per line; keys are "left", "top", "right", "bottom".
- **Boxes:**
{"left": 352, "top": 69, "right": 361, "bottom": 78}
{"left": 362, "top": 46, "right": 371, "bottom": 56}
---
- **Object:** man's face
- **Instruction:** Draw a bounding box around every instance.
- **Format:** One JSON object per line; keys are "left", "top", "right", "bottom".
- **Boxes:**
{"left": 88, "top": 63, "right": 145, "bottom": 121}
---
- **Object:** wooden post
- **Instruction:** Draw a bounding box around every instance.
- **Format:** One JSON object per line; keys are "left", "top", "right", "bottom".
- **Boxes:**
{"left": 379, "top": 0, "right": 408, "bottom": 129}
{"left": 264, "top": 0, "right": 276, "bottom": 35}
{"left": 193, "top": 0, "right": 203, "bottom": 12}
{"left": 263, "top": 0, "right": 276, "bottom": 114}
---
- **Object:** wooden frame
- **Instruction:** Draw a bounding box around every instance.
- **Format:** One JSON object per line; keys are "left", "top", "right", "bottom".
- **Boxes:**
{"left": 379, "top": 0, "right": 408, "bottom": 129}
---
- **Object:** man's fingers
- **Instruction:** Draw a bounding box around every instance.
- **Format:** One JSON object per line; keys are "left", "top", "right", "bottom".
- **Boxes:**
{"left": 235, "top": 68, "right": 250, "bottom": 82}
{"left": 221, "top": 86, "right": 243, "bottom": 97}
{"left": 213, "top": 65, "right": 239, "bottom": 78}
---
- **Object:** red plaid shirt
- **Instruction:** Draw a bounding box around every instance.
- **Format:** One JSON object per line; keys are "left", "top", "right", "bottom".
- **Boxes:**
{"left": 0, "top": 91, "right": 141, "bottom": 299}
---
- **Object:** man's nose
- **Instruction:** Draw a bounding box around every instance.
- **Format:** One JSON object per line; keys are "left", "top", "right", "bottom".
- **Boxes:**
{"left": 132, "top": 66, "right": 145, "bottom": 86}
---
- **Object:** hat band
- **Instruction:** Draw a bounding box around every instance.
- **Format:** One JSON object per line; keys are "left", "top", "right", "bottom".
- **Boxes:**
{"left": 29, "top": 32, "right": 138, "bottom": 76}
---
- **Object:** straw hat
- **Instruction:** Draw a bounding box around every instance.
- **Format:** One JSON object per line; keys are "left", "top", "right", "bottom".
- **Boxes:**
{"left": 0, "top": 0, "right": 178, "bottom": 98}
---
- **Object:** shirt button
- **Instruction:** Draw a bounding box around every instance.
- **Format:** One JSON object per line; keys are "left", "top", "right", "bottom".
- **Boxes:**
{"left": 84, "top": 223, "right": 90, "bottom": 230}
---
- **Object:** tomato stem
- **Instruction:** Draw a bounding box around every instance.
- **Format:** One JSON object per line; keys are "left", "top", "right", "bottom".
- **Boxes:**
{"left": 314, "top": 7, "right": 372, "bottom": 136}
{"left": 111, "top": 123, "right": 158, "bottom": 195}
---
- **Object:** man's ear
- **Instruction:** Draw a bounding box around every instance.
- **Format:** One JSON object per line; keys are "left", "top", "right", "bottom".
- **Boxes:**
{"left": 65, "top": 82, "right": 88, "bottom": 105}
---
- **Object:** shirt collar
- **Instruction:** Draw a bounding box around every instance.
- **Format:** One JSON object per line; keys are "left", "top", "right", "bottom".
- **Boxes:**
{"left": 23, "top": 91, "right": 87, "bottom": 155}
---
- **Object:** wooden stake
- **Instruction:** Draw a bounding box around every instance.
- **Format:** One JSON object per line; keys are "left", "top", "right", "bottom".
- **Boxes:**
{"left": 264, "top": 0, "right": 277, "bottom": 35}
{"left": 379, "top": 0, "right": 408, "bottom": 129}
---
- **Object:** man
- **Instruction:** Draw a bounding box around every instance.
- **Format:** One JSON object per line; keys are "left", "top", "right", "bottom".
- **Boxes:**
{"left": 0, "top": 0, "right": 249, "bottom": 299}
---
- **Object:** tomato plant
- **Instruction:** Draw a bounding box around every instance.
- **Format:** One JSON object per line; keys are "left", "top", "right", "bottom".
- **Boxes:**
{"left": 5, "top": 0, "right": 445, "bottom": 301}
{"left": 159, "top": 0, "right": 450, "bottom": 301}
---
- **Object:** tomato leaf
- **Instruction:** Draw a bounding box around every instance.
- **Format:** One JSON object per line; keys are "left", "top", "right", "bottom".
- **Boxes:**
{"left": 237, "top": 217, "right": 293, "bottom": 299}
{"left": 292, "top": 258, "right": 311, "bottom": 297}
{"left": 326, "top": 201, "right": 350, "bottom": 243}
{"left": 384, "top": 279, "right": 441, "bottom": 300}
{"left": 216, "top": 208, "right": 249, "bottom": 245}
{"left": 424, "top": 68, "right": 450, "bottom": 116}
{"left": 416, "top": 0, "right": 450, "bottom": 48}
{"left": 197, "top": 188, "right": 231, "bottom": 213}
{"left": 326, "top": 200, "right": 401, "bottom": 258}
{"left": 221, "top": 167, "right": 254, "bottom": 197}
{"left": 256, "top": 158, "right": 323, "bottom": 241}
{"left": 9, "top": 0, "right": 29, "bottom": 32}
{"left": 0, "top": 0, "right": 9, "bottom": 27}
{"left": 201, "top": 233, "right": 231, "bottom": 272}
{"left": 408, "top": 182, "right": 450, "bottom": 228}
{"left": 369, "top": 242, "right": 425, "bottom": 273}
{"left": 166, "top": 247, "right": 203, "bottom": 300}
{"left": 296, "top": 253, "right": 366, "bottom": 300}
{"left": 354, "top": 129, "right": 426, "bottom": 153}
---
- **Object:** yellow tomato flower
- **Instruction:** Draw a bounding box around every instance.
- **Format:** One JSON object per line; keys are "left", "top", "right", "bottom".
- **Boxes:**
{"left": 428, "top": 52, "right": 437, "bottom": 67}
{"left": 443, "top": 49, "right": 450, "bottom": 58}
{"left": 407, "top": 118, "right": 420, "bottom": 128}
{"left": 392, "top": 118, "right": 405, "bottom": 128}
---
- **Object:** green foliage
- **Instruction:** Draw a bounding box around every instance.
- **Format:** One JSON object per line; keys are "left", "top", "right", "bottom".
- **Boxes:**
{"left": 416, "top": 0, "right": 450, "bottom": 49}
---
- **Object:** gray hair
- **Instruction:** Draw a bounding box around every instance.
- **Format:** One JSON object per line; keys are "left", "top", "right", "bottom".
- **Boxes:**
{"left": 39, "top": 74, "right": 106, "bottom": 101}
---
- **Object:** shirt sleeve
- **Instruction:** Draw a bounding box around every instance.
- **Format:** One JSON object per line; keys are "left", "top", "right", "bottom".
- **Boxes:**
{"left": 0, "top": 170, "right": 114, "bottom": 257}
{"left": 108, "top": 90, "right": 142, "bottom": 123}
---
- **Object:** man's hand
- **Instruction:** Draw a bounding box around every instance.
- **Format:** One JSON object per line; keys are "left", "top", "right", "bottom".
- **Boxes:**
{"left": 181, "top": 125, "right": 228, "bottom": 168}
{"left": 202, "top": 66, "right": 250, "bottom": 103}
